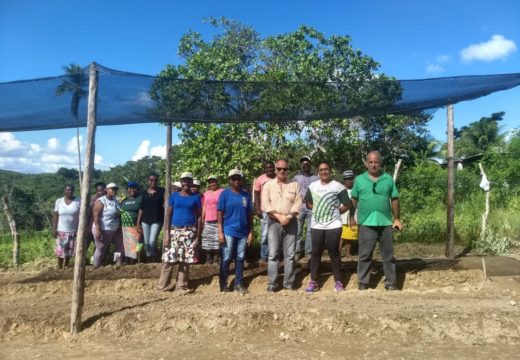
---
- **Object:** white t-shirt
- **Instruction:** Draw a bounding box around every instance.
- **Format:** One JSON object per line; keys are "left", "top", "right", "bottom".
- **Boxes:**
{"left": 306, "top": 180, "right": 350, "bottom": 230}
{"left": 54, "top": 197, "right": 80, "bottom": 232}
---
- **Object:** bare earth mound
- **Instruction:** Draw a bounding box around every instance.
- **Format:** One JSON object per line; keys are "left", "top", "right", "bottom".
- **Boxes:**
{"left": 1, "top": 257, "right": 519, "bottom": 359}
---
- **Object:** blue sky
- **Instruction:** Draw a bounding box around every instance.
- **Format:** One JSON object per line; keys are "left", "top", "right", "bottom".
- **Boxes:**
{"left": 1, "top": 0, "right": 519, "bottom": 173}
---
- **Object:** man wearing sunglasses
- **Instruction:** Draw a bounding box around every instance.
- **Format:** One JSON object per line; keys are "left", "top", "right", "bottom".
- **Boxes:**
{"left": 350, "top": 151, "right": 403, "bottom": 291}
{"left": 261, "top": 159, "right": 302, "bottom": 292}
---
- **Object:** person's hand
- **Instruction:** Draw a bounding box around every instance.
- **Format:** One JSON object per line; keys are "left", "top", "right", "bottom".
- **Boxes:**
{"left": 218, "top": 232, "right": 225, "bottom": 245}
{"left": 393, "top": 219, "right": 404, "bottom": 231}
{"left": 349, "top": 217, "right": 357, "bottom": 230}
{"left": 162, "top": 233, "right": 170, "bottom": 248}
{"left": 247, "top": 232, "right": 253, "bottom": 246}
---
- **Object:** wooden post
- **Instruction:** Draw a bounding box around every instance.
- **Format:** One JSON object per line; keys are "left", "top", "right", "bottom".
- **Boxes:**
{"left": 2, "top": 195, "right": 19, "bottom": 267}
{"left": 478, "top": 163, "right": 490, "bottom": 239}
{"left": 70, "top": 62, "right": 98, "bottom": 334}
{"left": 163, "top": 121, "right": 172, "bottom": 234}
{"left": 393, "top": 158, "right": 402, "bottom": 182}
{"left": 76, "top": 127, "right": 83, "bottom": 188}
{"left": 446, "top": 104, "right": 455, "bottom": 258}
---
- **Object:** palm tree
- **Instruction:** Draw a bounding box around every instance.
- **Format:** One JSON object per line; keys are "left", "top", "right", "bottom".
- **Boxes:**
{"left": 56, "top": 64, "right": 88, "bottom": 187}
{"left": 461, "top": 112, "right": 506, "bottom": 153}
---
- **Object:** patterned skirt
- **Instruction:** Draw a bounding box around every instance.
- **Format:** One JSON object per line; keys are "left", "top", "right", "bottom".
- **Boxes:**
{"left": 55, "top": 231, "right": 76, "bottom": 258}
{"left": 201, "top": 221, "right": 220, "bottom": 251}
{"left": 162, "top": 225, "right": 198, "bottom": 264}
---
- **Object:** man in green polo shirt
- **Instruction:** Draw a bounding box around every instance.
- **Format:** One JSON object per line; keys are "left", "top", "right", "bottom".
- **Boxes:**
{"left": 350, "top": 151, "right": 403, "bottom": 291}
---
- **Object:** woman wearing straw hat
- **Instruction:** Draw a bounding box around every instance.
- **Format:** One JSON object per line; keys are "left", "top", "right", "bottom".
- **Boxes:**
{"left": 157, "top": 172, "right": 202, "bottom": 292}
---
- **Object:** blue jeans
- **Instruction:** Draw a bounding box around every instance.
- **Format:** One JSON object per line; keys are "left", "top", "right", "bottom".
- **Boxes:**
{"left": 142, "top": 222, "right": 162, "bottom": 257}
{"left": 296, "top": 207, "right": 312, "bottom": 255}
{"left": 260, "top": 211, "right": 269, "bottom": 260}
{"left": 220, "top": 235, "right": 246, "bottom": 287}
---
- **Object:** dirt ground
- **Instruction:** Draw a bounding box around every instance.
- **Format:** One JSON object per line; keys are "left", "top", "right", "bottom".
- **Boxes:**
{"left": 1, "top": 250, "right": 519, "bottom": 359}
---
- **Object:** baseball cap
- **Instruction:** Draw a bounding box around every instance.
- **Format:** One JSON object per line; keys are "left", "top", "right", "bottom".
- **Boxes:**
{"left": 300, "top": 155, "right": 312, "bottom": 163}
{"left": 106, "top": 182, "right": 119, "bottom": 189}
{"left": 342, "top": 170, "right": 354, "bottom": 178}
{"left": 228, "top": 169, "right": 243, "bottom": 178}
{"left": 173, "top": 181, "right": 181, "bottom": 188}
{"left": 127, "top": 181, "right": 139, "bottom": 188}
{"left": 193, "top": 179, "right": 201, "bottom": 186}
{"left": 180, "top": 172, "right": 193, "bottom": 179}
{"left": 207, "top": 174, "right": 218, "bottom": 181}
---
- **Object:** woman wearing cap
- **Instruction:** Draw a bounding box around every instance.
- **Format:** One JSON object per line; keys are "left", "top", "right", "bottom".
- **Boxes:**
{"left": 158, "top": 172, "right": 202, "bottom": 292}
{"left": 120, "top": 181, "right": 143, "bottom": 264}
{"left": 52, "top": 184, "right": 80, "bottom": 269}
{"left": 201, "top": 175, "right": 224, "bottom": 264}
{"left": 217, "top": 169, "right": 253, "bottom": 294}
{"left": 92, "top": 183, "right": 124, "bottom": 268}
{"left": 140, "top": 173, "right": 165, "bottom": 262}
{"left": 304, "top": 161, "right": 353, "bottom": 293}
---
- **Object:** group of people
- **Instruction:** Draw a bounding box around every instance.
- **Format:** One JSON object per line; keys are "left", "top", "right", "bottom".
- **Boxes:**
{"left": 52, "top": 173, "right": 166, "bottom": 269}
{"left": 52, "top": 150, "right": 403, "bottom": 293}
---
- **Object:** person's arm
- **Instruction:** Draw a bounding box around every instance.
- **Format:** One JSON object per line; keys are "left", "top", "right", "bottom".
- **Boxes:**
{"left": 391, "top": 198, "right": 403, "bottom": 230}
{"left": 254, "top": 190, "right": 262, "bottom": 217}
{"left": 289, "top": 183, "right": 302, "bottom": 216}
{"left": 247, "top": 210, "right": 254, "bottom": 246}
{"left": 338, "top": 189, "right": 353, "bottom": 214}
{"left": 217, "top": 210, "right": 225, "bottom": 245}
{"left": 92, "top": 200, "right": 104, "bottom": 241}
{"left": 200, "top": 198, "right": 206, "bottom": 232}
{"left": 52, "top": 211, "right": 59, "bottom": 237}
{"left": 195, "top": 206, "right": 202, "bottom": 245}
{"left": 304, "top": 188, "right": 313, "bottom": 210}
{"left": 163, "top": 205, "right": 172, "bottom": 248}
{"left": 349, "top": 198, "right": 358, "bottom": 229}
{"left": 136, "top": 209, "right": 143, "bottom": 228}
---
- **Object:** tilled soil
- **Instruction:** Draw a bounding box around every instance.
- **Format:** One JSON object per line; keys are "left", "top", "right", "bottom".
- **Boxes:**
{"left": 1, "top": 257, "right": 519, "bottom": 359}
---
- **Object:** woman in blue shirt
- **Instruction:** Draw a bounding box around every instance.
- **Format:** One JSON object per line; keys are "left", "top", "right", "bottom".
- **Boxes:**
{"left": 157, "top": 172, "right": 202, "bottom": 292}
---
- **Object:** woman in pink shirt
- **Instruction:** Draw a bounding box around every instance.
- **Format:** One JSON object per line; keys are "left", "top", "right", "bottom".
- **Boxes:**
{"left": 201, "top": 175, "right": 224, "bottom": 264}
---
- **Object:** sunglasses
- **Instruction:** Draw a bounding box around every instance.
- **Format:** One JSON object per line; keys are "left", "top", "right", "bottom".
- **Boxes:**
{"left": 276, "top": 167, "right": 288, "bottom": 172}
{"left": 372, "top": 182, "right": 378, "bottom": 194}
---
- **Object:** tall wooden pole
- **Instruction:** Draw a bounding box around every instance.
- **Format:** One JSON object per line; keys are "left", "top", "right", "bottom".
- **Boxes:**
{"left": 70, "top": 62, "right": 98, "bottom": 334}
{"left": 445, "top": 104, "right": 455, "bottom": 258}
{"left": 163, "top": 122, "right": 172, "bottom": 233}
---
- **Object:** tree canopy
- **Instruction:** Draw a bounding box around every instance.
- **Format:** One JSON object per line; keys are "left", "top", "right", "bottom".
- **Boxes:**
{"left": 150, "top": 18, "right": 429, "bottom": 179}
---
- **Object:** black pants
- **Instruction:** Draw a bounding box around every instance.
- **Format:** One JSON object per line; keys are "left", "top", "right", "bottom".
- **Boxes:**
{"left": 310, "top": 227, "right": 342, "bottom": 283}
{"left": 357, "top": 225, "right": 396, "bottom": 286}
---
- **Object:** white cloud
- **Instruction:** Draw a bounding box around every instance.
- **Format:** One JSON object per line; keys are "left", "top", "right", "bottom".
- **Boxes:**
{"left": 47, "top": 137, "right": 60, "bottom": 150}
{"left": 66, "top": 135, "right": 83, "bottom": 154}
{"left": 426, "top": 63, "right": 445, "bottom": 74}
{"left": 460, "top": 34, "right": 517, "bottom": 62}
{"left": 132, "top": 140, "right": 166, "bottom": 161}
{"left": 132, "top": 140, "right": 151, "bottom": 161}
{"left": 150, "top": 145, "right": 166, "bottom": 158}
{"left": 0, "top": 132, "right": 104, "bottom": 174}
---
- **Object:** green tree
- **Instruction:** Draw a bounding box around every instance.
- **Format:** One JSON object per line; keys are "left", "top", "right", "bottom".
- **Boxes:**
{"left": 150, "top": 18, "right": 426, "bottom": 178}
{"left": 56, "top": 63, "right": 88, "bottom": 186}
{"left": 454, "top": 112, "right": 506, "bottom": 156}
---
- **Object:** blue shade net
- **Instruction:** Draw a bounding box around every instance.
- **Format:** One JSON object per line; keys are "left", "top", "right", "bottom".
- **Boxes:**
{"left": 1, "top": 63, "right": 520, "bottom": 132}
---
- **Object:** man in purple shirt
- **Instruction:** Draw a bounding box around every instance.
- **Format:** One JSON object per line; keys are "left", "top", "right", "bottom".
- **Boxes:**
{"left": 292, "top": 156, "right": 319, "bottom": 260}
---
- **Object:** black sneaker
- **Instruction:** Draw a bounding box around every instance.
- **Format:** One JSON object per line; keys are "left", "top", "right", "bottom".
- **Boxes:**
{"left": 235, "top": 283, "right": 248, "bottom": 294}
{"left": 220, "top": 285, "right": 229, "bottom": 293}
{"left": 358, "top": 283, "right": 369, "bottom": 291}
{"left": 284, "top": 284, "right": 296, "bottom": 291}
